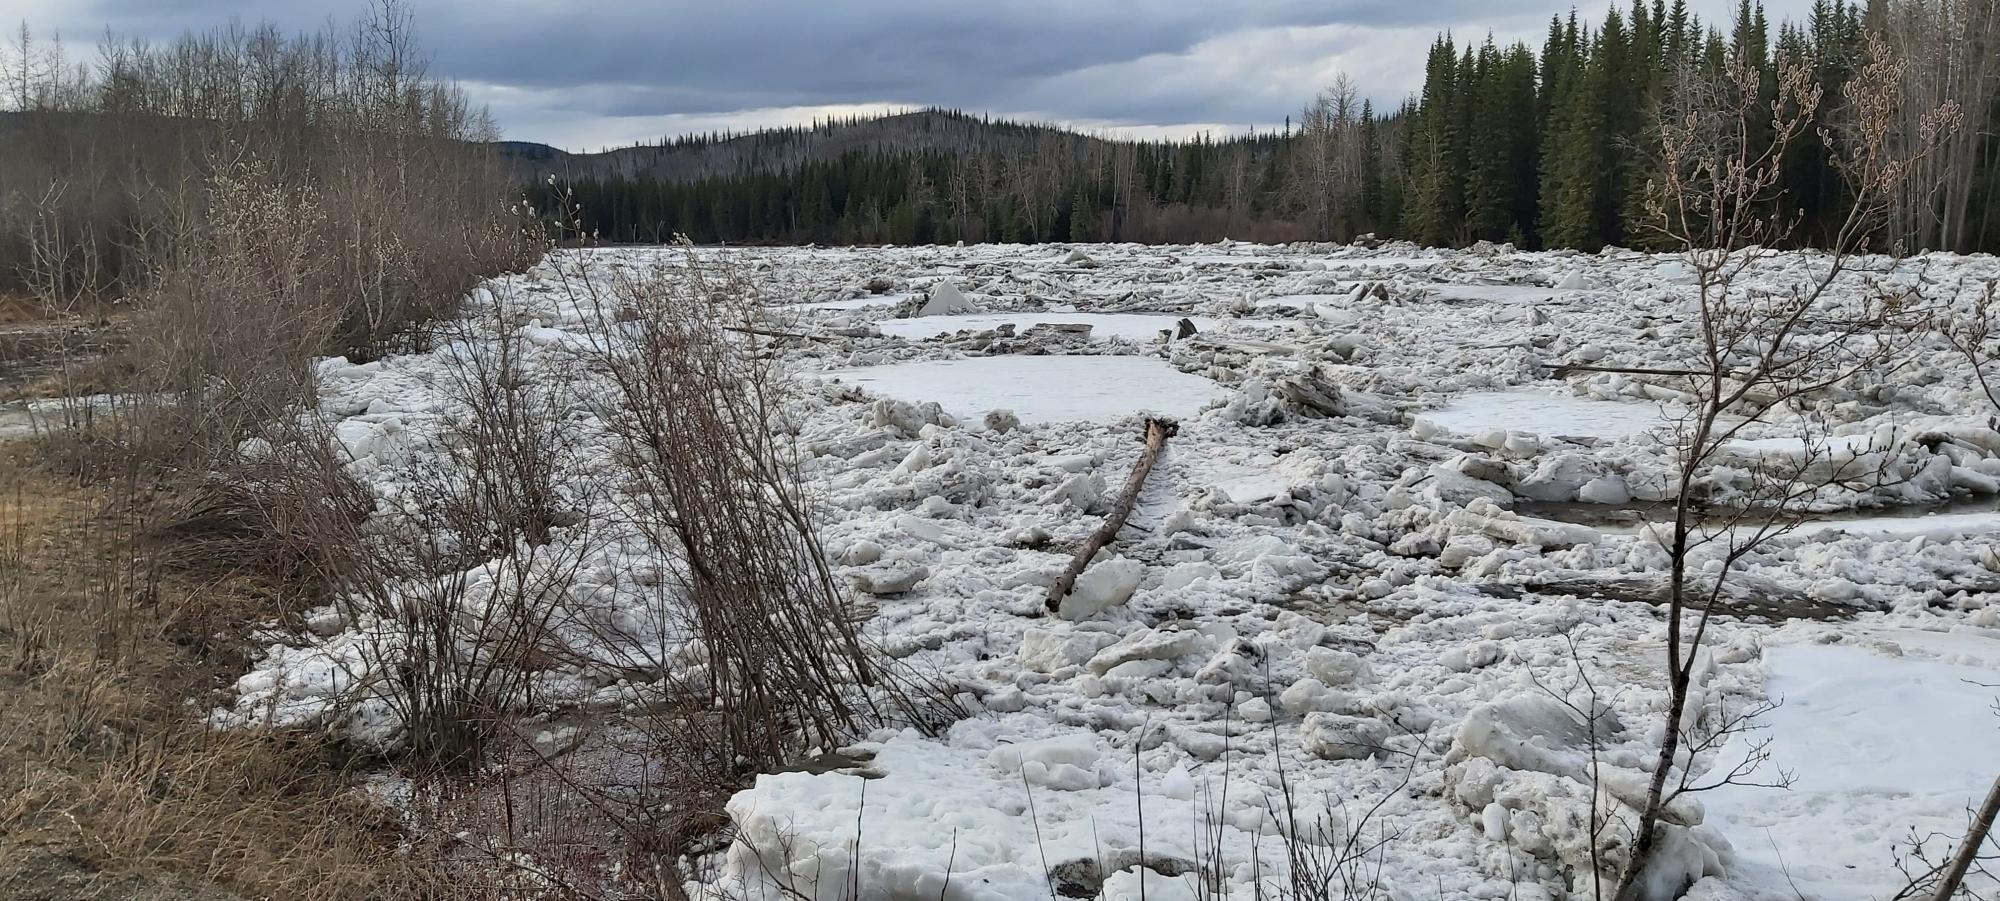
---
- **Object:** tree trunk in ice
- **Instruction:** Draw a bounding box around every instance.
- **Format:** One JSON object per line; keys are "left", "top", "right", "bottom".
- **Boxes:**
{"left": 1045, "top": 417, "right": 1176, "bottom": 613}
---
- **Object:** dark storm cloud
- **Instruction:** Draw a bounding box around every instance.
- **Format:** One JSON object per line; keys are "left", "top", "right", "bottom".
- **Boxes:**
{"left": 20, "top": 0, "right": 1813, "bottom": 148}
{"left": 415, "top": 2, "right": 1476, "bottom": 96}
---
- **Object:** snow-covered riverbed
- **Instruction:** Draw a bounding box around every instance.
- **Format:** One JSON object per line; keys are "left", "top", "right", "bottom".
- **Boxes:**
{"left": 223, "top": 240, "right": 2000, "bottom": 900}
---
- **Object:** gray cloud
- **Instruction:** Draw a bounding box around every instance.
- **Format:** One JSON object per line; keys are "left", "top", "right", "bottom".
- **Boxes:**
{"left": 18, "top": 0, "right": 1817, "bottom": 149}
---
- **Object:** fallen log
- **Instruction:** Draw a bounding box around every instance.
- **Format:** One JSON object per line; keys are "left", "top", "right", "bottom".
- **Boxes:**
{"left": 1045, "top": 416, "right": 1178, "bottom": 614}
{"left": 725, "top": 324, "right": 839, "bottom": 342}
{"left": 1931, "top": 773, "right": 2000, "bottom": 901}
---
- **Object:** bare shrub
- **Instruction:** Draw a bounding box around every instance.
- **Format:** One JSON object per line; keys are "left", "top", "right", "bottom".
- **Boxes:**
{"left": 9, "top": 0, "right": 535, "bottom": 482}
{"left": 566, "top": 246, "right": 924, "bottom": 768}
{"left": 430, "top": 280, "right": 581, "bottom": 551}
{"left": 223, "top": 324, "right": 599, "bottom": 769}
{"left": 103, "top": 162, "right": 336, "bottom": 467}
{"left": 1940, "top": 279, "right": 2000, "bottom": 417}
{"left": 3, "top": 1, "right": 545, "bottom": 771}
{"left": 0, "top": 1, "right": 559, "bottom": 894}
{"left": 351, "top": 283, "right": 602, "bottom": 768}
{"left": 1890, "top": 791, "right": 2000, "bottom": 900}
{"left": 1264, "top": 715, "right": 1423, "bottom": 901}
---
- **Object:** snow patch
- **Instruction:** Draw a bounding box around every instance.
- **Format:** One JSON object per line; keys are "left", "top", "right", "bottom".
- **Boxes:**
{"left": 828, "top": 356, "right": 1222, "bottom": 424}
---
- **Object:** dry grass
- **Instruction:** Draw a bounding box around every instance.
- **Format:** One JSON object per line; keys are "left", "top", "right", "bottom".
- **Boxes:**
{"left": 0, "top": 446, "right": 437, "bottom": 901}
{"left": 0, "top": 302, "right": 130, "bottom": 404}
{"left": 0, "top": 290, "right": 51, "bottom": 326}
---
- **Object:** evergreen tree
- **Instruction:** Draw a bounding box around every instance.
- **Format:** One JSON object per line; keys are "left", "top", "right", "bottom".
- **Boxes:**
{"left": 1359, "top": 99, "right": 1385, "bottom": 233}
{"left": 1069, "top": 188, "right": 1097, "bottom": 242}
{"left": 519, "top": 4, "right": 2000, "bottom": 256}
{"left": 1404, "top": 35, "right": 1468, "bottom": 246}
{"left": 887, "top": 195, "right": 918, "bottom": 245}
{"left": 1593, "top": 7, "right": 1637, "bottom": 247}
{"left": 1465, "top": 40, "right": 1539, "bottom": 243}
{"left": 1540, "top": 14, "right": 1604, "bottom": 248}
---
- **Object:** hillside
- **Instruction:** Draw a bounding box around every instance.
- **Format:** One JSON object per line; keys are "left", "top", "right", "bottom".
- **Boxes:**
{"left": 496, "top": 109, "right": 1113, "bottom": 184}
{"left": 502, "top": 109, "right": 1326, "bottom": 247}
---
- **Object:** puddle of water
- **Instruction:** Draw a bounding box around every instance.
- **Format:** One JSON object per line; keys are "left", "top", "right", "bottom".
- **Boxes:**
{"left": 0, "top": 402, "right": 36, "bottom": 439}
{"left": 1786, "top": 508, "right": 2000, "bottom": 540}
{"left": 825, "top": 355, "right": 1222, "bottom": 425}
{"left": 0, "top": 395, "right": 148, "bottom": 441}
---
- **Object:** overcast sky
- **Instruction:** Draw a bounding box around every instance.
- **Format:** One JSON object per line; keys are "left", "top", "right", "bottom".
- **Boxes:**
{"left": 7, "top": 0, "right": 1815, "bottom": 151}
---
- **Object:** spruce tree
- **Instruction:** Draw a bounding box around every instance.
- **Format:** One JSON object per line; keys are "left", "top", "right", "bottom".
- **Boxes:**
{"left": 1069, "top": 188, "right": 1097, "bottom": 242}
{"left": 1540, "top": 13, "right": 1603, "bottom": 249}
{"left": 1404, "top": 36, "right": 1468, "bottom": 246}
{"left": 1465, "top": 40, "right": 1540, "bottom": 243}
{"left": 1359, "top": 100, "right": 1385, "bottom": 234}
{"left": 1594, "top": 7, "right": 1636, "bottom": 247}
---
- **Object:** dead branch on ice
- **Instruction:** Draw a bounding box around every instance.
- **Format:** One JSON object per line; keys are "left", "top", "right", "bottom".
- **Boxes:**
{"left": 1044, "top": 416, "right": 1177, "bottom": 614}
{"left": 1923, "top": 772, "right": 2000, "bottom": 901}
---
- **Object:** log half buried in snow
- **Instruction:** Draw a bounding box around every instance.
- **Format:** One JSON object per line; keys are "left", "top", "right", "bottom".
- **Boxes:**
{"left": 1187, "top": 335, "right": 1303, "bottom": 356}
{"left": 1045, "top": 416, "right": 1178, "bottom": 616}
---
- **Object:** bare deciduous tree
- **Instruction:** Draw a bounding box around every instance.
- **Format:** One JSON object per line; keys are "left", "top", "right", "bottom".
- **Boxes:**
{"left": 1613, "top": 42, "right": 1955, "bottom": 901}
{"left": 1873, "top": 0, "right": 2000, "bottom": 254}
{"left": 1287, "top": 75, "right": 1366, "bottom": 241}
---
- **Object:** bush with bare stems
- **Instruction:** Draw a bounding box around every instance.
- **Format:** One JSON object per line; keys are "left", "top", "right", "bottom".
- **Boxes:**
{"left": 561, "top": 244, "right": 945, "bottom": 770}
{"left": 338, "top": 241, "right": 962, "bottom": 895}
{"left": 6, "top": 1, "right": 548, "bottom": 773}
{"left": 104, "top": 161, "right": 338, "bottom": 465}
{"left": 1890, "top": 796, "right": 2000, "bottom": 901}
{"left": 247, "top": 313, "right": 599, "bottom": 769}
{"left": 1262, "top": 710, "right": 1425, "bottom": 900}
{"left": 714, "top": 689, "right": 1425, "bottom": 901}
{"left": 0, "top": 2, "right": 565, "bottom": 895}
{"left": 1608, "top": 39, "right": 1957, "bottom": 901}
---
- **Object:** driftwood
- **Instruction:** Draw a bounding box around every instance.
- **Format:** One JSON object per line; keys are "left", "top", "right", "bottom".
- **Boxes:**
{"left": 726, "top": 324, "right": 839, "bottom": 342}
{"left": 1188, "top": 335, "right": 1303, "bottom": 356}
{"left": 1044, "top": 417, "right": 1178, "bottom": 613}
{"left": 1930, "top": 773, "right": 2000, "bottom": 901}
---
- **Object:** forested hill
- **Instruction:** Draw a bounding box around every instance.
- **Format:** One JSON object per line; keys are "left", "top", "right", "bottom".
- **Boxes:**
{"left": 504, "top": 108, "right": 1348, "bottom": 246}
{"left": 497, "top": 110, "right": 1107, "bottom": 184}
{"left": 504, "top": 2, "right": 1999, "bottom": 254}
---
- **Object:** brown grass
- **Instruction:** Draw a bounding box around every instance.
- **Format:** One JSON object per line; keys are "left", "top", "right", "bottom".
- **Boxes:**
{"left": 0, "top": 291, "right": 50, "bottom": 326}
{"left": 0, "top": 446, "right": 437, "bottom": 901}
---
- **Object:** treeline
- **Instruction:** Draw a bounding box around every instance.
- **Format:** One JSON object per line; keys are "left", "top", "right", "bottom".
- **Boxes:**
{"left": 0, "top": 2, "right": 529, "bottom": 481}
{"left": 530, "top": 116, "right": 1321, "bottom": 246}
{"left": 535, "top": 0, "right": 1997, "bottom": 254}
{"left": 0, "top": 8, "right": 527, "bottom": 362}
{"left": 1402, "top": 0, "right": 2000, "bottom": 253}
